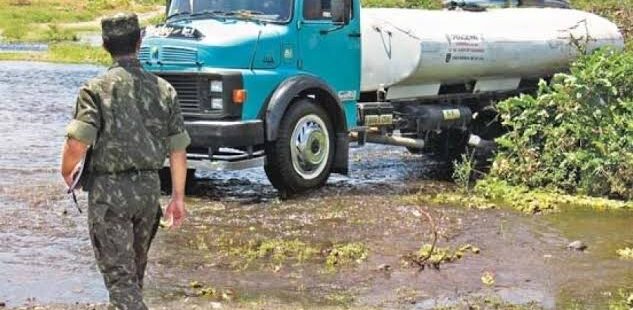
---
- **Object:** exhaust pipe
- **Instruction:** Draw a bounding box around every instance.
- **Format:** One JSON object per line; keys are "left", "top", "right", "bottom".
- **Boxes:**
{"left": 467, "top": 134, "right": 496, "bottom": 150}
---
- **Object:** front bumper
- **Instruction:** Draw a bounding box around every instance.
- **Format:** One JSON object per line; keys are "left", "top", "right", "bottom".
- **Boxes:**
{"left": 186, "top": 119, "right": 264, "bottom": 149}
{"left": 180, "top": 119, "right": 266, "bottom": 171}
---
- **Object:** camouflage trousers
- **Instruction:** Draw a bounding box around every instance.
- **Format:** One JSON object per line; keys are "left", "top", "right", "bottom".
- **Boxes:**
{"left": 87, "top": 171, "right": 162, "bottom": 310}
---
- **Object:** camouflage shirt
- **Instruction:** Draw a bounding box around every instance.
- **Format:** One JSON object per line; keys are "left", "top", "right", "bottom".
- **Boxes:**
{"left": 66, "top": 58, "right": 190, "bottom": 174}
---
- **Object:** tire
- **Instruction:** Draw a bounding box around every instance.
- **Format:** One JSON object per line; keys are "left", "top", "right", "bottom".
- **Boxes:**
{"left": 159, "top": 167, "right": 197, "bottom": 195}
{"left": 264, "top": 98, "right": 335, "bottom": 194}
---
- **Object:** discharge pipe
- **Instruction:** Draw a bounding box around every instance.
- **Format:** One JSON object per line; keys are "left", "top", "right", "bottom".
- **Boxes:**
{"left": 350, "top": 132, "right": 425, "bottom": 149}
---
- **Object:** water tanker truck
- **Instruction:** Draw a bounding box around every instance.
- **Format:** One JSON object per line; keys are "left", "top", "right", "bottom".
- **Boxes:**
{"left": 141, "top": 0, "right": 624, "bottom": 194}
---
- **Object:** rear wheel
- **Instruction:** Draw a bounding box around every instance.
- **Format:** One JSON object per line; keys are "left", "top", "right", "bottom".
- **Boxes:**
{"left": 264, "top": 98, "right": 335, "bottom": 194}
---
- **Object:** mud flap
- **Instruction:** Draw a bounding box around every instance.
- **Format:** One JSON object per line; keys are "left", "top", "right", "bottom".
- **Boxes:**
{"left": 332, "top": 132, "right": 349, "bottom": 175}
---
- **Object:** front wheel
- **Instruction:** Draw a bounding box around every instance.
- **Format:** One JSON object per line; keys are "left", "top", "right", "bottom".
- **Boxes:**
{"left": 264, "top": 98, "right": 335, "bottom": 194}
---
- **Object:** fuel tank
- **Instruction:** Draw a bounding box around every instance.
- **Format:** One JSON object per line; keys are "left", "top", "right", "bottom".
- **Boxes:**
{"left": 360, "top": 8, "right": 624, "bottom": 100}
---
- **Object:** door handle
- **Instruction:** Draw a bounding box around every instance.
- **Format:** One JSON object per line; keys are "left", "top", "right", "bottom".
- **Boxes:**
{"left": 348, "top": 32, "right": 361, "bottom": 38}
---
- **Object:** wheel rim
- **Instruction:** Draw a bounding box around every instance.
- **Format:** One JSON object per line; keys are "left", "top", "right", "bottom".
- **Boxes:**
{"left": 289, "top": 114, "right": 330, "bottom": 180}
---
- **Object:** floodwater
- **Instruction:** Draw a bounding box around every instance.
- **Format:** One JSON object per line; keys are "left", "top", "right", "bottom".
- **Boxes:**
{"left": 0, "top": 61, "right": 632, "bottom": 309}
{"left": 0, "top": 43, "right": 48, "bottom": 53}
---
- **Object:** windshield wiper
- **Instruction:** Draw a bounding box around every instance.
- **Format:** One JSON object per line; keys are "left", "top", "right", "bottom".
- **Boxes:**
{"left": 225, "top": 10, "right": 266, "bottom": 16}
{"left": 189, "top": 10, "right": 227, "bottom": 21}
{"left": 222, "top": 10, "right": 270, "bottom": 24}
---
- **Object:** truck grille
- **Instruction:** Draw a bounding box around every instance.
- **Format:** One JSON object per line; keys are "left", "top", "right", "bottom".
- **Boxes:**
{"left": 138, "top": 46, "right": 150, "bottom": 63}
{"left": 161, "top": 46, "right": 198, "bottom": 64}
{"left": 159, "top": 75, "right": 201, "bottom": 113}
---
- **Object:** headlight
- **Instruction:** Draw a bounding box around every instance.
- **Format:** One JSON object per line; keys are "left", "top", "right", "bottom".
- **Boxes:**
{"left": 211, "top": 98, "right": 223, "bottom": 110}
{"left": 210, "top": 80, "right": 223, "bottom": 93}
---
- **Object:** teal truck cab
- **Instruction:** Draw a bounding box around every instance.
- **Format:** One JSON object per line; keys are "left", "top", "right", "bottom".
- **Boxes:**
{"left": 141, "top": 0, "right": 623, "bottom": 194}
{"left": 143, "top": 0, "right": 360, "bottom": 194}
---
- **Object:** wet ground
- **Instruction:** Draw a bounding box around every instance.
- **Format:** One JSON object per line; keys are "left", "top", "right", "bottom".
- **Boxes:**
{"left": 0, "top": 61, "right": 632, "bottom": 309}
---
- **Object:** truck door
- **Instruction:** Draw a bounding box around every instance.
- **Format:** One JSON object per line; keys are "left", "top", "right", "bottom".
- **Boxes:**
{"left": 298, "top": 0, "right": 361, "bottom": 109}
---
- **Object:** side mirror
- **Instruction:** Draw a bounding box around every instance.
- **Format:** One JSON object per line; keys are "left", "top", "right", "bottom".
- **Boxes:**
{"left": 331, "top": 0, "right": 351, "bottom": 25}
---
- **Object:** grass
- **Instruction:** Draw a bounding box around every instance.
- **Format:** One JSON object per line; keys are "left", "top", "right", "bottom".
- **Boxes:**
{"left": 0, "top": 0, "right": 162, "bottom": 42}
{"left": 434, "top": 295, "right": 544, "bottom": 309}
{"left": 215, "top": 235, "right": 368, "bottom": 272}
{"left": 607, "top": 289, "right": 633, "bottom": 310}
{"left": 406, "top": 178, "right": 633, "bottom": 214}
{"left": 324, "top": 242, "right": 369, "bottom": 272}
{"left": 142, "top": 12, "right": 165, "bottom": 26}
{"left": 0, "top": 0, "right": 162, "bottom": 64}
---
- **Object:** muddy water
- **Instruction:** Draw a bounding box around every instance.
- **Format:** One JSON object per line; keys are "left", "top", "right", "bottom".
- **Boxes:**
{"left": 0, "top": 61, "right": 107, "bottom": 307}
{"left": 0, "top": 61, "right": 632, "bottom": 309}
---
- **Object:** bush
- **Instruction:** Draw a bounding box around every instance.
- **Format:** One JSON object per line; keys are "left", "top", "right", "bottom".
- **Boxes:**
{"left": 489, "top": 48, "right": 633, "bottom": 200}
{"left": 48, "top": 42, "right": 111, "bottom": 64}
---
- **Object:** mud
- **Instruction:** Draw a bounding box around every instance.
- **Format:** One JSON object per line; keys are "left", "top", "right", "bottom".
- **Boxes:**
{"left": 0, "top": 61, "right": 632, "bottom": 310}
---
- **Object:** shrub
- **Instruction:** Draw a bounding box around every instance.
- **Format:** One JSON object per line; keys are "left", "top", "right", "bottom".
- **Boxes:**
{"left": 490, "top": 48, "right": 633, "bottom": 200}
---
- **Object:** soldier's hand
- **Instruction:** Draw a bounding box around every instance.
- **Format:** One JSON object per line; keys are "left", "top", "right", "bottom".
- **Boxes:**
{"left": 164, "top": 198, "right": 186, "bottom": 229}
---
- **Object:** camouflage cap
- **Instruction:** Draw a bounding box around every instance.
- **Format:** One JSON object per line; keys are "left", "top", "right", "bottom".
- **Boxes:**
{"left": 101, "top": 12, "right": 140, "bottom": 40}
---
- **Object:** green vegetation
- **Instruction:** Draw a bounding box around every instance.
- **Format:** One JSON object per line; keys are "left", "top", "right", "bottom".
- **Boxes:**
{"left": 608, "top": 289, "right": 633, "bottom": 310}
{"left": 0, "top": 0, "right": 162, "bottom": 64}
{"left": 434, "top": 295, "right": 543, "bottom": 310}
{"left": 481, "top": 271, "right": 495, "bottom": 286}
{"left": 0, "top": 0, "right": 162, "bottom": 42}
{"left": 0, "top": 0, "right": 93, "bottom": 41}
{"left": 186, "top": 281, "right": 237, "bottom": 301}
{"left": 142, "top": 12, "right": 165, "bottom": 26}
{"left": 324, "top": 242, "right": 369, "bottom": 271}
{"left": 616, "top": 247, "right": 633, "bottom": 259}
{"left": 216, "top": 236, "right": 368, "bottom": 272}
{"left": 490, "top": 49, "right": 633, "bottom": 200}
{"left": 404, "top": 243, "right": 480, "bottom": 267}
{"left": 218, "top": 237, "right": 319, "bottom": 270}
{"left": 424, "top": 177, "right": 633, "bottom": 214}
{"left": 452, "top": 152, "right": 478, "bottom": 192}
{"left": 445, "top": 48, "right": 633, "bottom": 214}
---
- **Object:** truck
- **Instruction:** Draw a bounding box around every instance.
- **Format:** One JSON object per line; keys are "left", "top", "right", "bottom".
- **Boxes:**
{"left": 141, "top": 0, "right": 624, "bottom": 194}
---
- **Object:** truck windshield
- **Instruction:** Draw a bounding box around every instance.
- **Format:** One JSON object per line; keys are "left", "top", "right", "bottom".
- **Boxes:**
{"left": 168, "top": 0, "right": 293, "bottom": 23}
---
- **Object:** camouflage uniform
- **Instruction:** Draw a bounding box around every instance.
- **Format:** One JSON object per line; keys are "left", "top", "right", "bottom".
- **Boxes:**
{"left": 65, "top": 13, "right": 190, "bottom": 310}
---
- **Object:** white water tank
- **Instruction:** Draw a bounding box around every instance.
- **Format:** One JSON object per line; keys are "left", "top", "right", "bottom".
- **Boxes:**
{"left": 360, "top": 8, "right": 624, "bottom": 100}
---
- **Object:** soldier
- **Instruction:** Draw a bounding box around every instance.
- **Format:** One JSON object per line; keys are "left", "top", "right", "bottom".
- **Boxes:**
{"left": 60, "top": 13, "right": 191, "bottom": 310}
